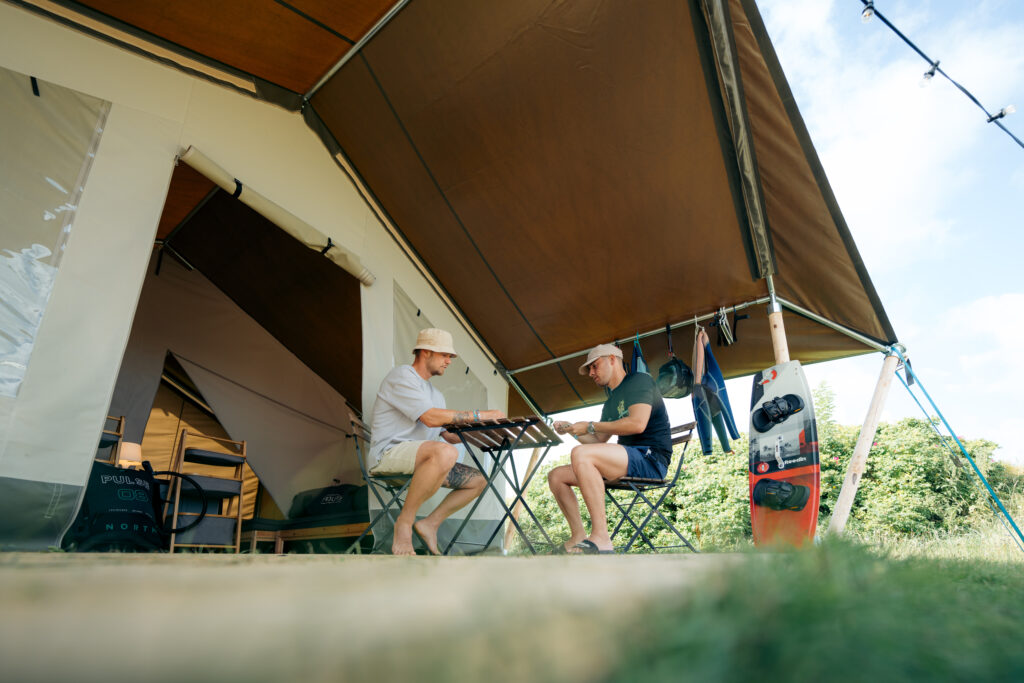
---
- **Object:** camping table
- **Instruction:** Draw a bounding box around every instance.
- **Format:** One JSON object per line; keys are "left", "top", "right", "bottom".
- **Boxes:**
{"left": 441, "top": 416, "right": 561, "bottom": 555}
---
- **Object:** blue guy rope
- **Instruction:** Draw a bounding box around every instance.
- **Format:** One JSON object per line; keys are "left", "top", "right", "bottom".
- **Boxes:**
{"left": 891, "top": 346, "right": 1024, "bottom": 551}
{"left": 897, "top": 368, "right": 1024, "bottom": 557}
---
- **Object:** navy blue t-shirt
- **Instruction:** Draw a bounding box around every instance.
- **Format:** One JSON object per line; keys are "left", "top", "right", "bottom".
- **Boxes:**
{"left": 600, "top": 373, "right": 672, "bottom": 465}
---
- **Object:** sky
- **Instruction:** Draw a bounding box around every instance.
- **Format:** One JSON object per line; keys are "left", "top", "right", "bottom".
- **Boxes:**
{"left": 549, "top": 0, "right": 1024, "bottom": 465}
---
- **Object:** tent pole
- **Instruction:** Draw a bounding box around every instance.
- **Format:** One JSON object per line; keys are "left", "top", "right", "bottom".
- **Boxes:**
{"left": 828, "top": 350, "right": 900, "bottom": 535}
{"left": 303, "top": 0, "right": 412, "bottom": 101}
{"left": 507, "top": 297, "right": 771, "bottom": 376}
{"left": 765, "top": 276, "right": 790, "bottom": 364}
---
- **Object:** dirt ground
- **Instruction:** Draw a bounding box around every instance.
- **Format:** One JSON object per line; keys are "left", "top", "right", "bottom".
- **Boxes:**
{"left": 0, "top": 551, "right": 728, "bottom": 682}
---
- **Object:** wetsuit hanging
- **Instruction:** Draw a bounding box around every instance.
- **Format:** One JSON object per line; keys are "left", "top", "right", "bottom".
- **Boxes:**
{"left": 691, "top": 326, "right": 740, "bottom": 455}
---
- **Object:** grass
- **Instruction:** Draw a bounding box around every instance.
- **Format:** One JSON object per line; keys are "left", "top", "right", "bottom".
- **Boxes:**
{"left": 605, "top": 538, "right": 1024, "bottom": 682}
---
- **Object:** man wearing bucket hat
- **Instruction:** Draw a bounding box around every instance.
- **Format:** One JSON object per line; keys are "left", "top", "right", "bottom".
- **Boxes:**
{"left": 369, "top": 328, "right": 505, "bottom": 555}
{"left": 547, "top": 343, "right": 672, "bottom": 554}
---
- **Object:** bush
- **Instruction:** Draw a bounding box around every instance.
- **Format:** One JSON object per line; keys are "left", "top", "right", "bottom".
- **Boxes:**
{"left": 521, "top": 383, "right": 1024, "bottom": 551}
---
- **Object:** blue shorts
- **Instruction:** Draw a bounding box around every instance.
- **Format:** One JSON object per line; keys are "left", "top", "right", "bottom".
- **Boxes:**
{"left": 624, "top": 446, "right": 669, "bottom": 480}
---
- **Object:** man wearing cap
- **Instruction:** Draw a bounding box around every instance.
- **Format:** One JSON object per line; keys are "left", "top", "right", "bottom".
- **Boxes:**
{"left": 548, "top": 343, "right": 672, "bottom": 554}
{"left": 369, "top": 328, "right": 505, "bottom": 555}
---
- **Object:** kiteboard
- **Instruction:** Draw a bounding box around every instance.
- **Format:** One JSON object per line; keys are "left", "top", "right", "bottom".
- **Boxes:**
{"left": 748, "top": 360, "right": 819, "bottom": 546}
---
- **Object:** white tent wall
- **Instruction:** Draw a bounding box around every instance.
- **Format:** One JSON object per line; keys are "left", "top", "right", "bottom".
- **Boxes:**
{"left": 0, "top": 3, "right": 509, "bottom": 550}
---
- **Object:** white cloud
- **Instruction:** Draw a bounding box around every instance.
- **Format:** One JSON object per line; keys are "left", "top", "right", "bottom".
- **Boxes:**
{"left": 758, "top": 0, "right": 1024, "bottom": 274}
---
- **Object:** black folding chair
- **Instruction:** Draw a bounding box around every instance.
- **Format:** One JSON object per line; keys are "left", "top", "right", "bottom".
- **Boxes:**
{"left": 346, "top": 419, "right": 413, "bottom": 554}
{"left": 605, "top": 421, "right": 698, "bottom": 553}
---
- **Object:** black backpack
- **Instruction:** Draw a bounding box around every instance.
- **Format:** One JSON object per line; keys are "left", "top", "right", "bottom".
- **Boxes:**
{"left": 62, "top": 461, "right": 207, "bottom": 552}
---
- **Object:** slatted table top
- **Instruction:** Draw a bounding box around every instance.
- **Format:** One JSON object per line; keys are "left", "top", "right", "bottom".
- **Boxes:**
{"left": 442, "top": 416, "right": 562, "bottom": 451}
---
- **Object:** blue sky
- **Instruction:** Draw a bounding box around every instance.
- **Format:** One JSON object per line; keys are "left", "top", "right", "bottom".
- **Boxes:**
{"left": 550, "top": 0, "right": 1024, "bottom": 465}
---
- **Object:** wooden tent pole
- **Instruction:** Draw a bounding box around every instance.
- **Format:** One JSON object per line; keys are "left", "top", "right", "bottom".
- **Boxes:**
{"left": 828, "top": 352, "right": 900, "bottom": 535}
{"left": 504, "top": 447, "right": 542, "bottom": 549}
{"left": 768, "top": 307, "right": 790, "bottom": 364}
{"left": 765, "top": 278, "right": 790, "bottom": 364}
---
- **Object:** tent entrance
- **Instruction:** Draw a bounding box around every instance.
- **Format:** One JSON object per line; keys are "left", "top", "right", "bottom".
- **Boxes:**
{"left": 125, "top": 353, "right": 259, "bottom": 520}
{"left": 106, "top": 164, "right": 365, "bottom": 517}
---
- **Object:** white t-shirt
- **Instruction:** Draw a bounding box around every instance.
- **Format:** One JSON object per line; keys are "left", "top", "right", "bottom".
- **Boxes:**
{"left": 368, "top": 365, "right": 446, "bottom": 468}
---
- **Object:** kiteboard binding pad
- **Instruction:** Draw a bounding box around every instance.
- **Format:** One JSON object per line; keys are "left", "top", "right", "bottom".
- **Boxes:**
{"left": 749, "top": 360, "right": 819, "bottom": 546}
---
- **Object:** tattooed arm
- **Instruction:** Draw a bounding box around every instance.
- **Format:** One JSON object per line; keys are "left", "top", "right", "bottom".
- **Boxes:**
{"left": 418, "top": 407, "right": 505, "bottom": 427}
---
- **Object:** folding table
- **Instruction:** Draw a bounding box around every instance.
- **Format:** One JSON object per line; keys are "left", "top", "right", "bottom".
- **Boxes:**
{"left": 442, "top": 416, "right": 561, "bottom": 554}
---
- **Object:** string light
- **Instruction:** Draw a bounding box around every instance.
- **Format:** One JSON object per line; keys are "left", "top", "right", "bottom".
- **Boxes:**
{"left": 987, "top": 105, "right": 1017, "bottom": 123}
{"left": 858, "top": 0, "right": 1023, "bottom": 150}
{"left": 861, "top": 1, "right": 875, "bottom": 23}
{"left": 919, "top": 60, "right": 939, "bottom": 88}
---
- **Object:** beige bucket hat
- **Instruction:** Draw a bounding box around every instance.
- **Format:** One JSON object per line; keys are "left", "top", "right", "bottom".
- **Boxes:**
{"left": 413, "top": 328, "right": 457, "bottom": 356}
{"left": 579, "top": 343, "right": 623, "bottom": 375}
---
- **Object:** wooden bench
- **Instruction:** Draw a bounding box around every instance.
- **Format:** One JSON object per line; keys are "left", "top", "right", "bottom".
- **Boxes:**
{"left": 242, "top": 520, "right": 370, "bottom": 554}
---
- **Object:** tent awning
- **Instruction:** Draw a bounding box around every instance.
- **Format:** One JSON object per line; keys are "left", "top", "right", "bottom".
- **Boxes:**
{"left": 24, "top": 0, "right": 898, "bottom": 415}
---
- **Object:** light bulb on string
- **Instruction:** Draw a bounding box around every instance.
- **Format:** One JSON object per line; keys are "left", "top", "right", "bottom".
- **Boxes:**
{"left": 987, "top": 105, "right": 1017, "bottom": 123}
{"left": 861, "top": 1, "right": 875, "bottom": 23}
{"left": 919, "top": 61, "right": 939, "bottom": 88}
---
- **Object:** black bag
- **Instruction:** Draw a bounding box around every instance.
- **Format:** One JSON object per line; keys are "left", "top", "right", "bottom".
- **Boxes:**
{"left": 656, "top": 325, "right": 694, "bottom": 399}
{"left": 287, "top": 483, "right": 362, "bottom": 518}
{"left": 63, "top": 461, "right": 207, "bottom": 552}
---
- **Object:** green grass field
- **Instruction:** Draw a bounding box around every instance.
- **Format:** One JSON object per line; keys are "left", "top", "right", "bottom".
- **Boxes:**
{"left": 605, "top": 536, "right": 1024, "bottom": 682}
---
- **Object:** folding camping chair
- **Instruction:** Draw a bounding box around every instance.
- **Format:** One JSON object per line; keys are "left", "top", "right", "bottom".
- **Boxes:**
{"left": 605, "top": 421, "right": 698, "bottom": 553}
{"left": 346, "top": 419, "right": 413, "bottom": 554}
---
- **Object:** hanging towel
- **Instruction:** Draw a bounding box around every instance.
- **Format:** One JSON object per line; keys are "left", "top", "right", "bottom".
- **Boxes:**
{"left": 691, "top": 329, "right": 740, "bottom": 454}
{"left": 631, "top": 336, "right": 649, "bottom": 375}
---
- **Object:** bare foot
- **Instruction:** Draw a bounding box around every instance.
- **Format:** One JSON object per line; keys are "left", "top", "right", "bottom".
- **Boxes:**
{"left": 392, "top": 522, "right": 416, "bottom": 556}
{"left": 413, "top": 518, "right": 441, "bottom": 556}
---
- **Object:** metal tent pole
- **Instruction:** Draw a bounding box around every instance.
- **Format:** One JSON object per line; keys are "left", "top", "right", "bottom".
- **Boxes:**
{"left": 828, "top": 350, "right": 900, "bottom": 535}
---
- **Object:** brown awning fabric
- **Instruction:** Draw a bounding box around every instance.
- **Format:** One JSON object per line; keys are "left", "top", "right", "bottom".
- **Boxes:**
{"left": 17, "top": 0, "right": 397, "bottom": 104}
{"left": 307, "top": 0, "right": 896, "bottom": 413}
{"left": 24, "top": 0, "right": 898, "bottom": 416}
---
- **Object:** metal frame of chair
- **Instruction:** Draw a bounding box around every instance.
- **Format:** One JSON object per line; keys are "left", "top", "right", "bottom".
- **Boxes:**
{"left": 346, "top": 419, "right": 412, "bottom": 554}
{"left": 605, "top": 421, "right": 698, "bottom": 553}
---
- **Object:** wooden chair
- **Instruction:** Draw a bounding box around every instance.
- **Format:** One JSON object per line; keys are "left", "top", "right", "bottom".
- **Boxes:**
{"left": 165, "top": 429, "right": 247, "bottom": 553}
{"left": 95, "top": 415, "right": 125, "bottom": 466}
{"left": 605, "top": 421, "right": 698, "bottom": 553}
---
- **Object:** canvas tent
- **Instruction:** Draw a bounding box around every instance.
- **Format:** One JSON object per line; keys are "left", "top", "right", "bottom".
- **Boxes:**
{"left": 0, "top": 0, "right": 896, "bottom": 550}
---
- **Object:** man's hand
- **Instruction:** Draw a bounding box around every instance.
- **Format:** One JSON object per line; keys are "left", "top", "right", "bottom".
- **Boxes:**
{"left": 553, "top": 420, "right": 572, "bottom": 435}
{"left": 568, "top": 421, "right": 591, "bottom": 437}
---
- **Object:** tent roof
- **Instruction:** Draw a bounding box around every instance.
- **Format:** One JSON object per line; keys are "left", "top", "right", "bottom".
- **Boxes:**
{"left": 28, "top": 0, "right": 897, "bottom": 415}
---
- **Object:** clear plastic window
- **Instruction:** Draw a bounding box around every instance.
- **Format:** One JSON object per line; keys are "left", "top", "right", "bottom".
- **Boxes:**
{"left": 0, "top": 67, "right": 109, "bottom": 398}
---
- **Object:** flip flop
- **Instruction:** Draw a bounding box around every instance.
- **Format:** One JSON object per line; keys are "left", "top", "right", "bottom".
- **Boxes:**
{"left": 570, "top": 539, "right": 615, "bottom": 555}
